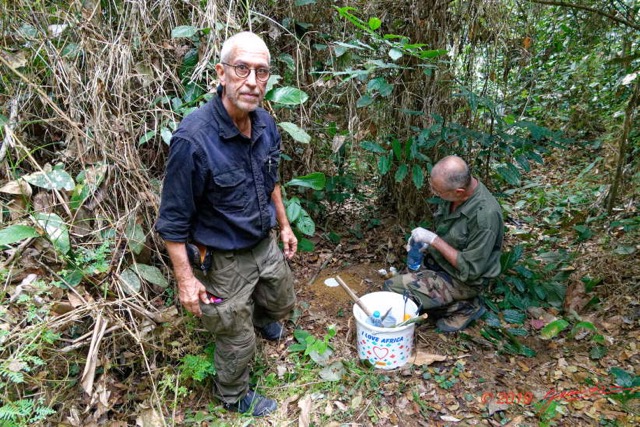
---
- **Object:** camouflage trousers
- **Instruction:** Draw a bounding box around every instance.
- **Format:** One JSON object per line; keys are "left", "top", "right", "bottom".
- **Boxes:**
{"left": 194, "top": 231, "right": 295, "bottom": 404}
{"left": 383, "top": 267, "right": 479, "bottom": 312}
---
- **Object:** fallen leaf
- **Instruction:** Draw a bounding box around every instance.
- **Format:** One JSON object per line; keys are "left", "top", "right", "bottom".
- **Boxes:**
{"left": 440, "top": 415, "right": 461, "bottom": 422}
{"left": 297, "top": 394, "right": 312, "bottom": 427}
{"left": 411, "top": 350, "right": 447, "bottom": 366}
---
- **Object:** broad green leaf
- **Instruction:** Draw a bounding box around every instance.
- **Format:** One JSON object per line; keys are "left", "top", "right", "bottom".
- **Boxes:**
{"left": 70, "top": 164, "right": 108, "bottom": 210}
{"left": 278, "top": 122, "right": 311, "bottom": 144}
{"left": 501, "top": 245, "right": 524, "bottom": 271}
{"left": 367, "top": 77, "right": 393, "bottom": 97}
{"left": 297, "top": 237, "right": 315, "bottom": 252}
{"left": 138, "top": 130, "right": 156, "bottom": 146}
{"left": 411, "top": 165, "right": 424, "bottom": 189}
{"left": 540, "top": 319, "right": 569, "bottom": 340}
{"left": 171, "top": 26, "right": 197, "bottom": 38}
{"left": 61, "top": 43, "right": 81, "bottom": 58}
{"left": 356, "top": 95, "right": 374, "bottom": 108}
{"left": 23, "top": 169, "right": 75, "bottom": 191}
{"left": 134, "top": 264, "right": 169, "bottom": 288}
{"left": 120, "top": 268, "right": 141, "bottom": 295}
{"left": 264, "top": 87, "right": 309, "bottom": 105}
{"left": 389, "top": 48, "right": 403, "bottom": 61}
{"left": 285, "top": 172, "right": 326, "bottom": 190}
{"left": 609, "top": 367, "right": 634, "bottom": 387}
{"left": 295, "top": 209, "right": 315, "bottom": 236}
{"left": 395, "top": 164, "right": 408, "bottom": 182}
{"left": 0, "top": 114, "right": 8, "bottom": 126}
{"left": 126, "top": 221, "right": 146, "bottom": 255}
{"left": 33, "top": 213, "right": 70, "bottom": 254}
{"left": 502, "top": 309, "right": 526, "bottom": 325}
{"left": 295, "top": 0, "right": 316, "bottom": 5}
{"left": 589, "top": 345, "right": 607, "bottom": 360}
{"left": 507, "top": 327, "right": 528, "bottom": 336}
{"left": 285, "top": 197, "right": 302, "bottom": 222}
{"left": 360, "top": 140, "right": 386, "bottom": 154}
{"left": 613, "top": 245, "right": 636, "bottom": 255}
{"left": 368, "top": 17, "right": 381, "bottom": 31}
{"left": 378, "top": 155, "right": 391, "bottom": 176}
{"left": 0, "top": 225, "right": 39, "bottom": 246}
{"left": 418, "top": 49, "right": 448, "bottom": 59}
{"left": 496, "top": 163, "right": 521, "bottom": 186}
{"left": 161, "top": 127, "right": 173, "bottom": 145}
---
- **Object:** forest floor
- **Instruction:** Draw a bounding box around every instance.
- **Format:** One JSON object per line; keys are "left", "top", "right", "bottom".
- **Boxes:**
{"left": 173, "top": 204, "right": 639, "bottom": 427}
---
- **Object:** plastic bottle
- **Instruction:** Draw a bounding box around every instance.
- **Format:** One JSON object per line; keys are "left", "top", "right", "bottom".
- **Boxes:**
{"left": 381, "top": 313, "right": 397, "bottom": 328}
{"left": 407, "top": 240, "right": 425, "bottom": 271}
{"left": 368, "top": 310, "right": 383, "bottom": 327}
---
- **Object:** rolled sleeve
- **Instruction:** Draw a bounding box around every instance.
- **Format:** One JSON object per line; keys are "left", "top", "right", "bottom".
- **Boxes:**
{"left": 156, "top": 137, "right": 203, "bottom": 242}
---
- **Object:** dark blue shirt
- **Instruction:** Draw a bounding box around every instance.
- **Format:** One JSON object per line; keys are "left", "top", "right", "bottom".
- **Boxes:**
{"left": 156, "top": 87, "right": 281, "bottom": 250}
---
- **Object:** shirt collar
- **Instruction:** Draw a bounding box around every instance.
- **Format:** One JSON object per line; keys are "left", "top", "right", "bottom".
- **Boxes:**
{"left": 213, "top": 85, "right": 266, "bottom": 140}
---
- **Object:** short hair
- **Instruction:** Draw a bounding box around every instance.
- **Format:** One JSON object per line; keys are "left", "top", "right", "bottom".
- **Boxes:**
{"left": 219, "top": 31, "right": 271, "bottom": 63}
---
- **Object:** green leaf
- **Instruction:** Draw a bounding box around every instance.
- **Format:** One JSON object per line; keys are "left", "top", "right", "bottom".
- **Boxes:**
{"left": 540, "top": 319, "right": 569, "bottom": 340}
{"left": 411, "top": 165, "right": 424, "bottom": 189}
{"left": 134, "top": 264, "right": 169, "bottom": 288}
{"left": 285, "top": 197, "right": 302, "bottom": 222}
{"left": 502, "top": 309, "right": 526, "bottom": 325}
{"left": 378, "top": 155, "right": 391, "bottom": 176}
{"left": 285, "top": 172, "right": 326, "bottom": 190}
{"left": 589, "top": 344, "right": 607, "bottom": 360}
{"left": 126, "top": 220, "right": 146, "bottom": 255}
{"left": 356, "top": 95, "right": 374, "bottom": 108}
{"left": 120, "top": 268, "right": 141, "bottom": 295}
{"left": 0, "top": 225, "right": 39, "bottom": 246}
{"left": 367, "top": 77, "right": 393, "bottom": 97}
{"left": 496, "top": 163, "right": 521, "bottom": 186}
{"left": 264, "top": 87, "right": 309, "bottom": 105}
{"left": 33, "top": 213, "right": 70, "bottom": 254}
{"left": 609, "top": 367, "right": 634, "bottom": 387}
{"left": 613, "top": 245, "right": 636, "bottom": 255}
{"left": 61, "top": 43, "right": 81, "bottom": 58}
{"left": 360, "top": 140, "right": 387, "bottom": 153}
{"left": 171, "top": 25, "right": 198, "bottom": 38}
{"left": 23, "top": 169, "right": 75, "bottom": 191}
{"left": 501, "top": 245, "right": 524, "bottom": 271}
{"left": 161, "top": 127, "right": 173, "bottom": 145}
{"left": 278, "top": 122, "right": 311, "bottom": 144}
{"left": 395, "top": 164, "right": 408, "bottom": 182}
{"left": 368, "top": 17, "right": 381, "bottom": 31}
{"left": 297, "top": 237, "right": 315, "bottom": 252}
{"left": 138, "top": 130, "right": 156, "bottom": 146}
{"left": 295, "top": 0, "right": 316, "bottom": 5}
{"left": 0, "top": 114, "right": 8, "bottom": 126}
{"left": 295, "top": 209, "right": 315, "bottom": 236}
{"left": 389, "top": 48, "right": 403, "bottom": 61}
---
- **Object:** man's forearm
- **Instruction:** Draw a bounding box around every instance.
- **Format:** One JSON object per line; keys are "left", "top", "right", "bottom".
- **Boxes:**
{"left": 271, "top": 184, "right": 291, "bottom": 230}
{"left": 165, "top": 241, "right": 194, "bottom": 283}
{"left": 430, "top": 237, "right": 459, "bottom": 269}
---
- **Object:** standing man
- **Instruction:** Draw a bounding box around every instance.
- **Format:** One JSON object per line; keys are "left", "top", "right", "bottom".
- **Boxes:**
{"left": 384, "top": 155, "right": 504, "bottom": 332}
{"left": 156, "top": 32, "right": 296, "bottom": 417}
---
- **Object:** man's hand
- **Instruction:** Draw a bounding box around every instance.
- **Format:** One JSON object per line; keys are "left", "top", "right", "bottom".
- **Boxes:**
{"left": 178, "top": 276, "right": 210, "bottom": 317}
{"left": 280, "top": 225, "right": 297, "bottom": 259}
{"left": 411, "top": 227, "right": 437, "bottom": 245}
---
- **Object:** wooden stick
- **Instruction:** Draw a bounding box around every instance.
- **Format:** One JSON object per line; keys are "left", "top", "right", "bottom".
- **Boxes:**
{"left": 335, "top": 275, "right": 373, "bottom": 317}
{"left": 393, "top": 313, "right": 429, "bottom": 328}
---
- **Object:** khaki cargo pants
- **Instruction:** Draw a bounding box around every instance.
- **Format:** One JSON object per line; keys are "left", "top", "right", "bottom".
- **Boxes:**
{"left": 383, "top": 267, "right": 479, "bottom": 312}
{"left": 194, "top": 232, "right": 295, "bottom": 404}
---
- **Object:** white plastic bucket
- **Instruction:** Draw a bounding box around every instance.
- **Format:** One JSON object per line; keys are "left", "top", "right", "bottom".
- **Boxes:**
{"left": 353, "top": 291, "right": 419, "bottom": 370}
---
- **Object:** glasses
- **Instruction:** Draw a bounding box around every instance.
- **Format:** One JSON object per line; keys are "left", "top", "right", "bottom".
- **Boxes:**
{"left": 221, "top": 62, "right": 270, "bottom": 82}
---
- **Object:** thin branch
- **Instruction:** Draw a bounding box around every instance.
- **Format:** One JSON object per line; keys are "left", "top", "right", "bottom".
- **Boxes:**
{"left": 529, "top": 0, "right": 640, "bottom": 31}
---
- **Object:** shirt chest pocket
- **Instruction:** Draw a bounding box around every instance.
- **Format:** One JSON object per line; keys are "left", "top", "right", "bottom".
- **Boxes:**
{"left": 208, "top": 168, "right": 247, "bottom": 212}
{"left": 263, "top": 148, "right": 279, "bottom": 196}
{"left": 440, "top": 221, "right": 469, "bottom": 250}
